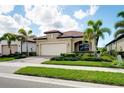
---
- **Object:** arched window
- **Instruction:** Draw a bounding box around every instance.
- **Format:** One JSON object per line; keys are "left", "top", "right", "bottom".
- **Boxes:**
{"left": 74, "top": 41, "right": 90, "bottom": 52}
{"left": 79, "top": 42, "right": 89, "bottom": 51}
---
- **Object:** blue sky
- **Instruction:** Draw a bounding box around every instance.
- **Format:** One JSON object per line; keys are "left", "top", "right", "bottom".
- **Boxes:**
{"left": 0, "top": 5, "right": 124, "bottom": 47}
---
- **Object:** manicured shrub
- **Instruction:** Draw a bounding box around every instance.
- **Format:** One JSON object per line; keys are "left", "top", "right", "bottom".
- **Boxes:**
{"left": 22, "top": 52, "right": 28, "bottom": 56}
{"left": 81, "top": 53, "right": 114, "bottom": 62}
{"left": 1, "top": 53, "right": 20, "bottom": 57}
{"left": 109, "top": 50, "right": 117, "bottom": 57}
{"left": 118, "top": 51, "right": 124, "bottom": 58}
{"left": 21, "top": 52, "right": 36, "bottom": 56}
{"left": 63, "top": 57, "right": 80, "bottom": 61}
{"left": 51, "top": 52, "right": 115, "bottom": 62}
{"left": 81, "top": 56, "right": 102, "bottom": 61}
{"left": 20, "top": 54, "right": 27, "bottom": 58}
{"left": 50, "top": 56, "right": 80, "bottom": 61}
{"left": 29, "top": 52, "right": 36, "bottom": 56}
{"left": 101, "top": 54, "right": 115, "bottom": 62}
{"left": 112, "top": 60, "right": 119, "bottom": 66}
{"left": 50, "top": 56, "right": 64, "bottom": 61}
{"left": 81, "top": 53, "right": 94, "bottom": 60}
{"left": 14, "top": 54, "right": 27, "bottom": 59}
{"left": 74, "top": 51, "right": 94, "bottom": 57}
{"left": 60, "top": 53, "right": 77, "bottom": 57}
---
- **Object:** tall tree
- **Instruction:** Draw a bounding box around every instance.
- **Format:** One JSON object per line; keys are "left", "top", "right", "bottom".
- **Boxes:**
{"left": 84, "top": 28, "right": 94, "bottom": 51}
{"left": 16, "top": 35, "right": 25, "bottom": 54}
{"left": 1, "top": 33, "right": 16, "bottom": 55}
{"left": 18, "top": 28, "right": 33, "bottom": 56}
{"left": 84, "top": 20, "right": 111, "bottom": 55}
{"left": 114, "top": 11, "right": 124, "bottom": 38}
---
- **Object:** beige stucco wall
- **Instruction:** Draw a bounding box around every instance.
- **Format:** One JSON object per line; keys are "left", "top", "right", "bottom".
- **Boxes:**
{"left": 116, "top": 38, "right": 124, "bottom": 51}
{"left": 106, "top": 38, "right": 124, "bottom": 52}
{"left": 36, "top": 33, "right": 95, "bottom": 56}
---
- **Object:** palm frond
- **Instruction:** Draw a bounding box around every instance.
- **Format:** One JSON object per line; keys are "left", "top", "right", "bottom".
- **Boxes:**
{"left": 28, "top": 30, "right": 32, "bottom": 35}
{"left": 114, "top": 29, "right": 124, "bottom": 38}
{"left": 1, "top": 33, "right": 16, "bottom": 41}
{"left": 95, "top": 20, "right": 102, "bottom": 27}
{"left": 117, "top": 11, "right": 124, "bottom": 18}
{"left": 115, "top": 21, "right": 124, "bottom": 29}
{"left": 100, "top": 27, "right": 111, "bottom": 35}
{"left": 18, "top": 28, "right": 27, "bottom": 36}
{"left": 16, "top": 35, "right": 26, "bottom": 41}
{"left": 84, "top": 28, "right": 94, "bottom": 42}
{"left": 87, "top": 20, "right": 94, "bottom": 26}
{"left": 100, "top": 33, "right": 105, "bottom": 39}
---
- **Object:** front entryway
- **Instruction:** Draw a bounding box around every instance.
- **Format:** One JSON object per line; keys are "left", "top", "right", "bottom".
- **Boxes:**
{"left": 74, "top": 41, "right": 90, "bottom": 52}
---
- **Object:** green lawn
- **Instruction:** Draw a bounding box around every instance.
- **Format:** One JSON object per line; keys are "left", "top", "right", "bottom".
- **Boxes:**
{"left": 42, "top": 61, "right": 123, "bottom": 68}
{"left": 15, "top": 66, "right": 124, "bottom": 86}
{"left": 0, "top": 57, "right": 15, "bottom": 62}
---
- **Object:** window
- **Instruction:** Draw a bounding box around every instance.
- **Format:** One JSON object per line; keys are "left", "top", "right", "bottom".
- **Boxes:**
{"left": 79, "top": 43, "right": 89, "bottom": 51}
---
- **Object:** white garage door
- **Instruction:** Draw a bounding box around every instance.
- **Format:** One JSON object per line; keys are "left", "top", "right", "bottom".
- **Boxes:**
{"left": 2, "top": 45, "right": 18, "bottom": 55}
{"left": 41, "top": 43, "right": 67, "bottom": 55}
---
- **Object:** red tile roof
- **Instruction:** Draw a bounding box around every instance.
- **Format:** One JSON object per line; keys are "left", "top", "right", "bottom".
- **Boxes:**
{"left": 44, "top": 30, "right": 62, "bottom": 34}
{"left": 60, "top": 31, "right": 83, "bottom": 37}
{"left": 34, "top": 30, "right": 83, "bottom": 40}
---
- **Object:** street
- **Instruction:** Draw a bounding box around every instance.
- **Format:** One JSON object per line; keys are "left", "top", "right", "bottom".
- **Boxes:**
{"left": 0, "top": 77, "right": 72, "bottom": 88}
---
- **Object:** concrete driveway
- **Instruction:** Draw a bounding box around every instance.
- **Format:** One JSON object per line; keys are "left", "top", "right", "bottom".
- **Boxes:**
{"left": 0, "top": 56, "right": 50, "bottom": 73}
{"left": 9, "top": 56, "right": 50, "bottom": 64}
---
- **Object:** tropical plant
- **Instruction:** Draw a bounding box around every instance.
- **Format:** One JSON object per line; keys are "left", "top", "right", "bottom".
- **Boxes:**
{"left": 18, "top": 28, "right": 33, "bottom": 56}
{"left": 84, "top": 28, "right": 94, "bottom": 51}
{"left": 16, "top": 35, "right": 25, "bottom": 54}
{"left": 114, "top": 11, "right": 124, "bottom": 38}
{"left": 84, "top": 20, "right": 111, "bottom": 55}
{"left": 0, "top": 33, "right": 16, "bottom": 55}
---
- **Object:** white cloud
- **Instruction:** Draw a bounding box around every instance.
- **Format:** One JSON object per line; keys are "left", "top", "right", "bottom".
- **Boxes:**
{"left": 73, "top": 5, "right": 99, "bottom": 20}
{"left": 74, "top": 9, "right": 87, "bottom": 19}
{"left": 0, "top": 5, "right": 99, "bottom": 37}
{"left": 13, "top": 13, "right": 31, "bottom": 30}
{"left": 0, "top": 5, "right": 15, "bottom": 14}
{"left": 88, "top": 5, "right": 99, "bottom": 16}
{"left": 24, "top": 5, "right": 81, "bottom": 36}
{"left": 0, "top": 15, "right": 18, "bottom": 36}
{"left": 0, "top": 13, "right": 31, "bottom": 36}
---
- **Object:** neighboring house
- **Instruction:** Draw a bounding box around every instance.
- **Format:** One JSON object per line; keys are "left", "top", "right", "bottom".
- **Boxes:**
{"left": 0, "top": 40, "right": 36, "bottom": 55}
{"left": 106, "top": 34, "right": 124, "bottom": 52}
{"left": 34, "top": 30, "right": 95, "bottom": 56}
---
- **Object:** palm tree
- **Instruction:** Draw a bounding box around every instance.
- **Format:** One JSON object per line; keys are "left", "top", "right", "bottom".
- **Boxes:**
{"left": 114, "top": 11, "right": 124, "bottom": 38}
{"left": 1, "top": 33, "right": 16, "bottom": 55}
{"left": 16, "top": 35, "right": 25, "bottom": 54}
{"left": 84, "top": 20, "right": 111, "bottom": 55}
{"left": 84, "top": 28, "right": 94, "bottom": 51}
{"left": 87, "top": 20, "right": 111, "bottom": 47}
{"left": 18, "top": 28, "right": 33, "bottom": 56}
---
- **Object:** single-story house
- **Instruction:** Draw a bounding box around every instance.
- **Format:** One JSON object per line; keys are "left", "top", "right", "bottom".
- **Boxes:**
{"left": 106, "top": 34, "right": 124, "bottom": 52}
{"left": 34, "top": 30, "right": 95, "bottom": 56}
{"left": 0, "top": 39, "right": 36, "bottom": 55}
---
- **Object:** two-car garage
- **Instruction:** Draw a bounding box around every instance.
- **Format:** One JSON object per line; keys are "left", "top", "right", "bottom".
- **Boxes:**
{"left": 40, "top": 43, "right": 67, "bottom": 56}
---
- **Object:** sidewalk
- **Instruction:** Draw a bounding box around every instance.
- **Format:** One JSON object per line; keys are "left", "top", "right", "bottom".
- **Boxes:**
{"left": 1, "top": 62, "right": 124, "bottom": 73}
{"left": 0, "top": 72, "right": 121, "bottom": 88}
